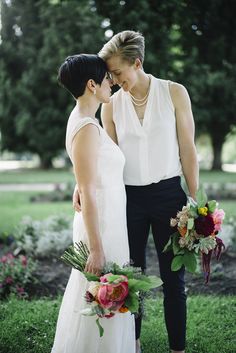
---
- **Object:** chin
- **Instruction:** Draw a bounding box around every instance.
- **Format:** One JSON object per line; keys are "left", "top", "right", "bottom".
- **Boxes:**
{"left": 102, "top": 97, "right": 110, "bottom": 104}
{"left": 121, "top": 82, "right": 129, "bottom": 92}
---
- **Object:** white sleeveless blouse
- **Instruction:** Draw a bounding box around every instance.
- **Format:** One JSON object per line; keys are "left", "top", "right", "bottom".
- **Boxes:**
{"left": 112, "top": 75, "right": 182, "bottom": 186}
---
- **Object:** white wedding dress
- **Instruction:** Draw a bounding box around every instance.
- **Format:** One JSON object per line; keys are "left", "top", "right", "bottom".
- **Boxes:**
{"left": 51, "top": 113, "right": 135, "bottom": 353}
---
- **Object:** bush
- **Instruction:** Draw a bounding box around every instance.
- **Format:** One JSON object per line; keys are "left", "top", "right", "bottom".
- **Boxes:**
{"left": 14, "top": 215, "right": 73, "bottom": 258}
{"left": 30, "top": 183, "right": 74, "bottom": 203}
{"left": 0, "top": 253, "right": 37, "bottom": 299}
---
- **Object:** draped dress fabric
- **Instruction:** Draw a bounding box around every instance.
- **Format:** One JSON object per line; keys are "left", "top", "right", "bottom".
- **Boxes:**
{"left": 51, "top": 112, "right": 135, "bottom": 353}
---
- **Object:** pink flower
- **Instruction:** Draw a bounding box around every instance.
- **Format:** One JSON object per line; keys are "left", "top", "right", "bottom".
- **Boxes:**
{"left": 5, "top": 277, "right": 13, "bottom": 285}
{"left": 20, "top": 255, "right": 27, "bottom": 267}
{"left": 16, "top": 286, "right": 24, "bottom": 294}
{"left": 0, "top": 255, "right": 8, "bottom": 263}
{"left": 97, "top": 274, "right": 129, "bottom": 310}
{"left": 212, "top": 209, "right": 225, "bottom": 232}
{"left": 0, "top": 253, "right": 14, "bottom": 264}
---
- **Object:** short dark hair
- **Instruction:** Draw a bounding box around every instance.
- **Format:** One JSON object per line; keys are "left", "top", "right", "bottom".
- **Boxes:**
{"left": 58, "top": 54, "right": 107, "bottom": 99}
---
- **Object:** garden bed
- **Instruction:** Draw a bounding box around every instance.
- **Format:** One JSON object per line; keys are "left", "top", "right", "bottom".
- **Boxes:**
{"left": 25, "top": 241, "right": 236, "bottom": 299}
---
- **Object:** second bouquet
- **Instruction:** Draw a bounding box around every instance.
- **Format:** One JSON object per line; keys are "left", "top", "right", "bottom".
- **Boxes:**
{"left": 61, "top": 241, "right": 162, "bottom": 337}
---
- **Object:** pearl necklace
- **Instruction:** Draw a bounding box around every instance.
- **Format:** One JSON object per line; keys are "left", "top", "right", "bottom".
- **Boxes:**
{"left": 129, "top": 75, "right": 151, "bottom": 107}
{"left": 130, "top": 96, "right": 149, "bottom": 107}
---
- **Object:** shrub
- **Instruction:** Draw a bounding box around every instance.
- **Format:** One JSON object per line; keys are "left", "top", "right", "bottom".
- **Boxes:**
{"left": 14, "top": 215, "right": 73, "bottom": 258}
{"left": 0, "top": 253, "right": 37, "bottom": 299}
{"left": 30, "top": 183, "right": 74, "bottom": 203}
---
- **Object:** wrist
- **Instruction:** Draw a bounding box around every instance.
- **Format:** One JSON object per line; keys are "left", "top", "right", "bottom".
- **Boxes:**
{"left": 90, "top": 245, "right": 104, "bottom": 254}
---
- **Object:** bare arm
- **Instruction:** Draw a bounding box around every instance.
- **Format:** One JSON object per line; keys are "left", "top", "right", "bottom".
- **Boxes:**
{"left": 101, "top": 100, "right": 118, "bottom": 144}
{"left": 72, "top": 124, "right": 105, "bottom": 273}
{"left": 72, "top": 100, "right": 117, "bottom": 212}
{"left": 170, "top": 82, "right": 199, "bottom": 199}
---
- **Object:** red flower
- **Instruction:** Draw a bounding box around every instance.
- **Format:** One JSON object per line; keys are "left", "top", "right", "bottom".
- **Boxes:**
{"left": 84, "top": 290, "right": 94, "bottom": 303}
{"left": 194, "top": 215, "right": 215, "bottom": 237}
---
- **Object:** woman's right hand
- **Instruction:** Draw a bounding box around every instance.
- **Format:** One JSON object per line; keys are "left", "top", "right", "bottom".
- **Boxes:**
{"left": 84, "top": 249, "right": 105, "bottom": 275}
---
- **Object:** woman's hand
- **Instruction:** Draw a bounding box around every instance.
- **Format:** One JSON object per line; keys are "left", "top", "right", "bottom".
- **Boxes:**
{"left": 84, "top": 249, "right": 105, "bottom": 275}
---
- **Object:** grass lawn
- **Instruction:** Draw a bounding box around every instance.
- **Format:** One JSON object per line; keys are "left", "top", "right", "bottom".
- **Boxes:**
{"left": 0, "top": 192, "right": 73, "bottom": 233}
{"left": 0, "top": 168, "right": 235, "bottom": 233}
{"left": 0, "top": 295, "right": 235, "bottom": 353}
{"left": 0, "top": 168, "right": 235, "bottom": 184}
{"left": 199, "top": 169, "right": 236, "bottom": 184}
{"left": 0, "top": 192, "right": 235, "bottom": 234}
{"left": 0, "top": 168, "right": 74, "bottom": 184}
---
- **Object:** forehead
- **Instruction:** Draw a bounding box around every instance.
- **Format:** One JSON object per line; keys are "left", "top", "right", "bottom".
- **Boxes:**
{"left": 106, "top": 56, "right": 129, "bottom": 72}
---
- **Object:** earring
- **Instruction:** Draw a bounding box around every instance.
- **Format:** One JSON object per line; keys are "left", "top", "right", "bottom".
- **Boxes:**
{"left": 93, "top": 89, "right": 96, "bottom": 95}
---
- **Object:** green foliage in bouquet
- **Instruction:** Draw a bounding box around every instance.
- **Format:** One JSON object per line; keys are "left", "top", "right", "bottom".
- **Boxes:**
{"left": 163, "top": 187, "right": 225, "bottom": 282}
{"left": 61, "top": 241, "right": 162, "bottom": 336}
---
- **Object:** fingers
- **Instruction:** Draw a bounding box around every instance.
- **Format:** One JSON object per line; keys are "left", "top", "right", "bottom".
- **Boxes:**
{"left": 84, "top": 259, "right": 102, "bottom": 275}
{"left": 84, "top": 264, "right": 100, "bottom": 275}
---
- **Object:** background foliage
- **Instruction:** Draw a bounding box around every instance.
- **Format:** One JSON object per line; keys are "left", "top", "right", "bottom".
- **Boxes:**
{"left": 0, "top": 0, "right": 235, "bottom": 169}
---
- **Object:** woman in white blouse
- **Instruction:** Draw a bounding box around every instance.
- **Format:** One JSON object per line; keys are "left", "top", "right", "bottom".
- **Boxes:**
{"left": 73, "top": 31, "right": 199, "bottom": 353}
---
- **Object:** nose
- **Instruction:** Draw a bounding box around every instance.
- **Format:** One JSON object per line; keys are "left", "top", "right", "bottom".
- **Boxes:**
{"left": 110, "top": 74, "right": 118, "bottom": 85}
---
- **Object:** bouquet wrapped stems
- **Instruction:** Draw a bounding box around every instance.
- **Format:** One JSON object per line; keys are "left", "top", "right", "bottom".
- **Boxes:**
{"left": 61, "top": 241, "right": 90, "bottom": 272}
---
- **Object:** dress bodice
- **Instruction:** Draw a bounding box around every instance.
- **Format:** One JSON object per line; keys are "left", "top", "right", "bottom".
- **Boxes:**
{"left": 65, "top": 111, "right": 125, "bottom": 190}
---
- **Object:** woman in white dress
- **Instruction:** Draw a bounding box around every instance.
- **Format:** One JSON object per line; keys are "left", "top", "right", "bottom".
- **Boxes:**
{"left": 51, "top": 54, "right": 135, "bottom": 353}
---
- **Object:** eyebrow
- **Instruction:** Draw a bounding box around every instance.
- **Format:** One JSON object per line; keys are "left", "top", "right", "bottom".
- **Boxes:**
{"left": 110, "top": 69, "right": 121, "bottom": 73}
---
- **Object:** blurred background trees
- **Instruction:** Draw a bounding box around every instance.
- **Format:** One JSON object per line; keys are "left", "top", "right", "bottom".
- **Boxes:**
{"left": 0, "top": 0, "right": 235, "bottom": 169}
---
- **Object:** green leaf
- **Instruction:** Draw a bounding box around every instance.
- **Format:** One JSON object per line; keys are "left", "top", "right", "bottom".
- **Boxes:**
{"left": 83, "top": 272, "right": 100, "bottom": 281}
{"left": 107, "top": 274, "right": 123, "bottom": 283}
{"left": 96, "top": 318, "right": 104, "bottom": 337}
{"left": 187, "top": 218, "right": 194, "bottom": 229}
{"left": 124, "top": 293, "right": 139, "bottom": 313}
{"left": 208, "top": 200, "right": 217, "bottom": 213}
{"left": 183, "top": 251, "right": 197, "bottom": 273}
{"left": 189, "top": 205, "right": 198, "bottom": 218}
{"left": 163, "top": 236, "right": 173, "bottom": 253}
{"left": 171, "top": 255, "right": 184, "bottom": 271}
{"left": 173, "top": 233, "right": 181, "bottom": 255}
{"left": 196, "top": 187, "right": 208, "bottom": 208}
{"left": 144, "top": 275, "right": 163, "bottom": 289}
{"left": 128, "top": 278, "right": 160, "bottom": 292}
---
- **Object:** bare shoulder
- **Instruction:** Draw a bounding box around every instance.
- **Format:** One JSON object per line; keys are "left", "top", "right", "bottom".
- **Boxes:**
{"left": 169, "top": 81, "right": 191, "bottom": 109}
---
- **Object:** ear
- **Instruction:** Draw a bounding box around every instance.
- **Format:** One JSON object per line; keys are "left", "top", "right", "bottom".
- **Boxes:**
{"left": 87, "top": 79, "right": 96, "bottom": 93}
{"left": 134, "top": 58, "right": 142, "bottom": 69}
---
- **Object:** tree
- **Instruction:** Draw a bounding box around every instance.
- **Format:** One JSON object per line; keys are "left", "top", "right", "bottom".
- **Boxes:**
{"left": 176, "top": 0, "right": 236, "bottom": 170}
{"left": 95, "top": 0, "right": 181, "bottom": 78}
{"left": 0, "top": 0, "right": 106, "bottom": 168}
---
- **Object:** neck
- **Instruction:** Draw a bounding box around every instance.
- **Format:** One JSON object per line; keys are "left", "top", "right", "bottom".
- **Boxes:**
{"left": 76, "top": 95, "right": 99, "bottom": 118}
{"left": 129, "top": 71, "right": 150, "bottom": 98}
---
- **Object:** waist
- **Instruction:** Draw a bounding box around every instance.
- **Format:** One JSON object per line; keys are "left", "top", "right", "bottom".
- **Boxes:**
{"left": 125, "top": 176, "right": 181, "bottom": 190}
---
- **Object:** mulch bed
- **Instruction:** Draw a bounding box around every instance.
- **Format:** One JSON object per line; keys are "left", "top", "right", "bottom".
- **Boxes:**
{"left": 26, "top": 242, "right": 236, "bottom": 299}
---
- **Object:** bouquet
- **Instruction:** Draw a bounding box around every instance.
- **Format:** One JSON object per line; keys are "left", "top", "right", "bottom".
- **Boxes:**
{"left": 163, "top": 187, "right": 225, "bottom": 283}
{"left": 61, "top": 241, "right": 162, "bottom": 337}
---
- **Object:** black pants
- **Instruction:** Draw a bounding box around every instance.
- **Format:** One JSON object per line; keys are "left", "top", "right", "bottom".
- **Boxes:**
{"left": 126, "top": 176, "right": 187, "bottom": 351}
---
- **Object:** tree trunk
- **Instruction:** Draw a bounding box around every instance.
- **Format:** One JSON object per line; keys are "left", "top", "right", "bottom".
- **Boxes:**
{"left": 211, "top": 134, "right": 224, "bottom": 171}
{"left": 40, "top": 155, "right": 53, "bottom": 169}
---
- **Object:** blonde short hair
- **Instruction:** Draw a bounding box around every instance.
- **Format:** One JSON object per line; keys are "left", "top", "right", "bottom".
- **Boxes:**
{"left": 99, "top": 30, "right": 145, "bottom": 64}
